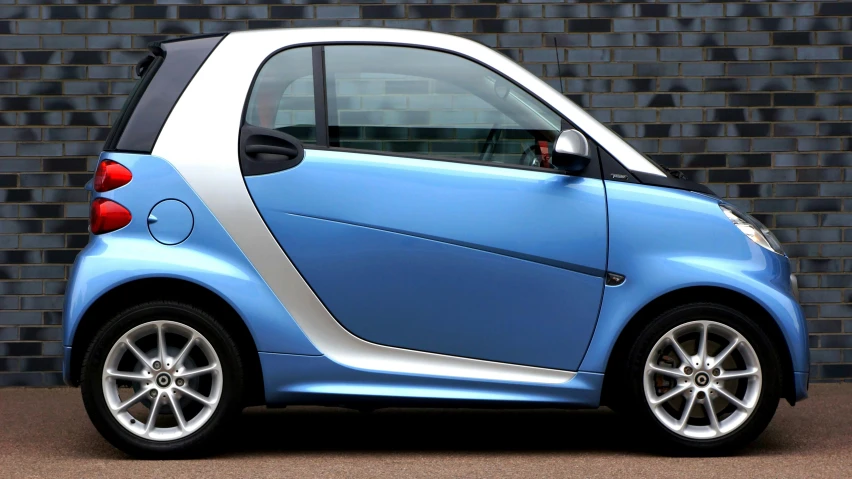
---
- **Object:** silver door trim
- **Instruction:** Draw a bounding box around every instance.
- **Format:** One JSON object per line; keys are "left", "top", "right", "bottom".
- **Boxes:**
{"left": 153, "top": 28, "right": 597, "bottom": 385}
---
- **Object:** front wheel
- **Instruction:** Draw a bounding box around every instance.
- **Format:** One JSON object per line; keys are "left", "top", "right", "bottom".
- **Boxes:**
{"left": 81, "top": 301, "right": 244, "bottom": 458}
{"left": 625, "top": 303, "right": 782, "bottom": 455}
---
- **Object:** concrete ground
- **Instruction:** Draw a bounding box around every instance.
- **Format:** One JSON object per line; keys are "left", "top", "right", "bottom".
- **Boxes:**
{"left": 0, "top": 384, "right": 850, "bottom": 478}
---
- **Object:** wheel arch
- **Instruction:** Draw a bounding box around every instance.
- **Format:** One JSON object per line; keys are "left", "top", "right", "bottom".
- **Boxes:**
{"left": 68, "top": 277, "right": 265, "bottom": 406}
{"left": 600, "top": 286, "right": 797, "bottom": 408}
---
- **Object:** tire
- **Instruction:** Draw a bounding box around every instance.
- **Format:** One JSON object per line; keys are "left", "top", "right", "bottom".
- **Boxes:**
{"left": 81, "top": 301, "right": 244, "bottom": 458}
{"left": 624, "top": 303, "right": 781, "bottom": 456}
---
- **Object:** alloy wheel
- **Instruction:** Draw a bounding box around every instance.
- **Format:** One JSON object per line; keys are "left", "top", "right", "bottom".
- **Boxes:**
{"left": 643, "top": 320, "right": 762, "bottom": 440}
{"left": 101, "top": 320, "right": 223, "bottom": 441}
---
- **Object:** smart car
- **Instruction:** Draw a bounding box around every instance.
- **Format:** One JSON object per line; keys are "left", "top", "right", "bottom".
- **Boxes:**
{"left": 63, "top": 28, "right": 809, "bottom": 457}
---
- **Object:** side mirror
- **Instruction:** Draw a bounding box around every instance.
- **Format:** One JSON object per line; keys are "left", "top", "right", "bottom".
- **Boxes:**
{"left": 551, "top": 129, "right": 591, "bottom": 173}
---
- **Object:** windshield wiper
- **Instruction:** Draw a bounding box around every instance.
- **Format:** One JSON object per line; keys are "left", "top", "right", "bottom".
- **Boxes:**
{"left": 659, "top": 164, "right": 687, "bottom": 180}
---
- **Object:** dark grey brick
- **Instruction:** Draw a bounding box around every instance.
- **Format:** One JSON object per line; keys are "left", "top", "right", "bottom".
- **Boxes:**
{"left": 316, "top": 5, "right": 358, "bottom": 19}
{"left": 134, "top": 6, "right": 177, "bottom": 20}
{"left": 799, "top": 168, "right": 841, "bottom": 182}
{"left": 590, "top": 34, "right": 633, "bottom": 48}
{"left": 727, "top": 3, "right": 769, "bottom": 17}
{"left": 224, "top": 6, "right": 267, "bottom": 20}
{"left": 0, "top": 373, "right": 47, "bottom": 387}
{"left": 182, "top": 6, "right": 225, "bottom": 20}
{"left": 706, "top": 18, "right": 747, "bottom": 32}
{"left": 680, "top": 33, "right": 722, "bottom": 48}
{"left": 521, "top": 19, "right": 563, "bottom": 33}
{"left": 798, "top": 47, "right": 841, "bottom": 61}
{"left": 613, "top": 19, "right": 654, "bottom": 33}
{"left": 776, "top": 93, "right": 816, "bottom": 107}
{"left": 567, "top": 19, "right": 611, "bottom": 33}
{"left": 409, "top": 6, "right": 451, "bottom": 19}
{"left": 590, "top": 63, "right": 633, "bottom": 77}
{"left": 455, "top": 5, "right": 496, "bottom": 19}
{"left": 824, "top": 215, "right": 852, "bottom": 226}
{"left": 636, "top": 33, "right": 678, "bottom": 48}
{"left": 613, "top": 109, "right": 656, "bottom": 124}
{"left": 88, "top": 36, "right": 132, "bottom": 49}
{"left": 821, "top": 364, "right": 852, "bottom": 379}
{"left": 659, "top": 18, "right": 700, "bottom": 33}
{"left": 430, "top": 20, "right": 472, "bottom": 33}
{"left": 797, "top": 18, "right": 839, "bottom": 32}
{"left": 87, "top": 6, "right": 131, "bottom": 20}
{"left": 754, "top": 17, "right": 795, "bottom": 34}
{"left": 682, "top": 4, "right": 723, "bottom": 17}
{"left": 590, "top": 5, "right": 632, "bottom": 18}
{"left": 500, "top": 5, "right": 543, "bottom": 19}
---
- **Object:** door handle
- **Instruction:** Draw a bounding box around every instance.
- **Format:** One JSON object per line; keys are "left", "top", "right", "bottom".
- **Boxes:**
{"left": 245, "top": 144, "right": 298, "bottom": 159}
{"left": 239, "top": 125, "right": 305, "bottom": 176}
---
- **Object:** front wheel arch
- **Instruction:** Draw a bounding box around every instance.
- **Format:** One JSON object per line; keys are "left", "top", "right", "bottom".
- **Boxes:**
{"left": 69, "top": 278, "right": 265, "bottom": 407}
{"left": 600, "top": 286, "right": 796, "bottom": 409}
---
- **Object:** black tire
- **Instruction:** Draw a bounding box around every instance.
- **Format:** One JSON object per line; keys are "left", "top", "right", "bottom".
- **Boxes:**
{"left": 624, "top": 303, "right": 782, "bottom": 456}
{"left": 80, "top": 301, "right": 244, "bottom": 459}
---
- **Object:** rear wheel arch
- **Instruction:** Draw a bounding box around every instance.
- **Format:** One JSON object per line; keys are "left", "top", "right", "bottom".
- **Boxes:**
{"left": 69, "top": 277, "right": 265, "bottom": 406}
{"left": 600, "top": 286, "right": 796, "bottom": 408}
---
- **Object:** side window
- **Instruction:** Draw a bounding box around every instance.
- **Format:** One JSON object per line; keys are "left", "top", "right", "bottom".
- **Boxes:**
{"left": 324, "top": 45, "right": 563, "bottom": 168}
{"left": 245, "top": 47, "right": 316, "bottom": 144}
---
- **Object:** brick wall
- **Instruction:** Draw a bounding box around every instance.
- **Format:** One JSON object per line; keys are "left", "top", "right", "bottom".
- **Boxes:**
{"left": 2, "top": 1, "right": 852, "bottom": 386}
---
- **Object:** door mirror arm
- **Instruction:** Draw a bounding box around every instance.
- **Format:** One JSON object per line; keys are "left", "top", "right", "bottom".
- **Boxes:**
{"left": 551, "top": 129, "right": 591, "bottom": 173}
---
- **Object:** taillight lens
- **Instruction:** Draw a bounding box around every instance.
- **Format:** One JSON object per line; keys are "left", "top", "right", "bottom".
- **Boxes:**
{"left": 90, "top": 198, "right": 132, "bottom": 235}
{"left": 94, "top": 160, "right": 132, "bottom": 192}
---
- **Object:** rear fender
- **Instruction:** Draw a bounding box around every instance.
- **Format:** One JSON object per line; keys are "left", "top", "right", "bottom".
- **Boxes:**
{"left": 63, "top": 152, "right": 319, "bottom": 357}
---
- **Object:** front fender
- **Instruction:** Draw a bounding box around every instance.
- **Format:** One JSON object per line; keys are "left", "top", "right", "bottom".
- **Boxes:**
{"left": 580, "top": 182, "right": 809, "bottom": 378}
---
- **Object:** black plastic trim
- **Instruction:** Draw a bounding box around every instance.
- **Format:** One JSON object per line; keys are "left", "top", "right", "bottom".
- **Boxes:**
{"left": 240, "top": 125, "right": 305, "bottom": 176}
{"left": 632, "top": 171, "right": 717, "bottom": 196}
{"left": 599, "top": 148, "right": 638, "bottom": 184}
{"left": 312, "top": 46, "right": 329, "bottom": 148}
{"left": 111, "top": 34, "right": 225, "bottom": 153}
{"left": 600, "top": 146, "right": 719, "bottom": 196}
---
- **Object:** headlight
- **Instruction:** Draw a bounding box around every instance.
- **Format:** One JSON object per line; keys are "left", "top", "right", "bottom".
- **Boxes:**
{"left": 719, "top": 204, "right": 785, "bottom": 256}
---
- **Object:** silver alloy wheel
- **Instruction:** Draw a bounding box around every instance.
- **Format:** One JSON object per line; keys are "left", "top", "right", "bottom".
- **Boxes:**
{"left": 102, "top": 320, "right": 223, "bottom": 441}
{"left": 643, "top": 320, "right": 762, "bottom": 440}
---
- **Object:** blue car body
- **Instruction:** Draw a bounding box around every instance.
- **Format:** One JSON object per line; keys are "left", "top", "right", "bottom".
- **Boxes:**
{"left": 63, "top": 28, "right": 808, "bottom": 417}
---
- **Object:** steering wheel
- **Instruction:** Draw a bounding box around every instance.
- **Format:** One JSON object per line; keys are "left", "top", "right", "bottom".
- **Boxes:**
{"left": 480, "top": 123, "right": 504, "bottom": 163}
{"left": 519, "top": 144, "right": 539, "bottom": 167}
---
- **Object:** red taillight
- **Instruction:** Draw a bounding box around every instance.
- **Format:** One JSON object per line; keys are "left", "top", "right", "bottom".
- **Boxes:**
{"left": 94, "top": 160, "right": 132, "bottom": 192}
{"left": 90, "top": 198, "right": 132, "bottom": 235}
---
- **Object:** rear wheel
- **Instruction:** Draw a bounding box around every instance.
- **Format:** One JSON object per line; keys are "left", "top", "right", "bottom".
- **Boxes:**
{"left": 81, "top": 301, "right": 243, "bottom": 458}
{"left": 625, "top": 303, "right": 781, "bottom": 455}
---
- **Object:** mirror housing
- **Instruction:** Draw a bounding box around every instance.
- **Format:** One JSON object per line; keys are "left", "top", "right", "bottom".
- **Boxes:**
{"left": 551, "top": 129, "right": 591, "bottom": 173}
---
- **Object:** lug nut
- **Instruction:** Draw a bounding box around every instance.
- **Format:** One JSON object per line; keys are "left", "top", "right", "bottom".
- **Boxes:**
{"left": 175, "top": 378, "right": 184, "bottom": 387}
{"left": 149, "top": 389, "right": 157, "bottom": 398}
{"left": 152, "top": 361, "right": 161, "bottom": 370}
{"left": 684, "top": 367, "right": 694, "bottom": 375}
{"left": 697, "top": 391, "right": 705, "bottom": 399}
{"left": 712, "top": 368, "right": 721, "bottom": 376}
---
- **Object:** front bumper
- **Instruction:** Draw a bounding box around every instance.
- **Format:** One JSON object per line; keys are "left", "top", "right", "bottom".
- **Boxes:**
{"left": 793, "top": 371, "right": 809, "bottom": 402}
{"left": 790, "top": 273, "right": 799, "bottom": 302}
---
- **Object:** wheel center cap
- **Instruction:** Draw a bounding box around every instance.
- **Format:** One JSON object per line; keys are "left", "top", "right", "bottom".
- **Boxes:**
{"left": 695, "top": 372, "right": 709, "bottom": 386}
{"left": 156, "top": 372, "right": 171, "bottom": 388}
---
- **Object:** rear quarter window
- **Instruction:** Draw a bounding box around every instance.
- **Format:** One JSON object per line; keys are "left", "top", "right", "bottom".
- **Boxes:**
{"left": 104, "top": 34, "right": 225, "bottom": 154}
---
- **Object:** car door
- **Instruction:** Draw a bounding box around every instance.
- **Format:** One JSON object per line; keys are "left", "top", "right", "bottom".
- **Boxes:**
{"left": 239, "top": 44, "right": 608, "bottom": 371}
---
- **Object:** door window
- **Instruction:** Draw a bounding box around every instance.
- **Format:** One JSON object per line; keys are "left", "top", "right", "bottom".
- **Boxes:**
{"left": 323, "top": 45, "right": 563, "bottom": 169}
{"left": 245, "top": 47, "right": 317, "bottom": 144}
